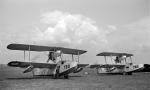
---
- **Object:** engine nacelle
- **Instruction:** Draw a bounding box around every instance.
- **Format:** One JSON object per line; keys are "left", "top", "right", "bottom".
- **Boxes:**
{"left": 73, "top": 67, "right": 83, "bottom": 73}
{"left": 47, "top": 50, "right": 62, "bottom": 63}
{"left": 54, "top": 50, "right": 62, "bottom": 57}
{"left": 119, "top": 55, "right": 127, "bottom": 60}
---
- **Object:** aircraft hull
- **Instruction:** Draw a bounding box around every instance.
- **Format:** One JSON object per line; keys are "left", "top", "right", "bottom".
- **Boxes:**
{"left": 96, "top": 64, "right": 144, "bottom": 75}
{"left": 33, "top": 68, "right": 54, "bottom": 76}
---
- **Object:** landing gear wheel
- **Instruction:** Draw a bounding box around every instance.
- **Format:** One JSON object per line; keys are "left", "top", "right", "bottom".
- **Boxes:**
{"left": 64, "top": 75, "right": 69, "bottom": 79}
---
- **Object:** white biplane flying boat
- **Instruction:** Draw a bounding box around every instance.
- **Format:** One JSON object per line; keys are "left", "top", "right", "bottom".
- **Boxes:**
{"left": 90, "top": 52, "right": 144, "bottom": 75}
{"left": 7, "top": 44, "right": 89, "bottom": 79}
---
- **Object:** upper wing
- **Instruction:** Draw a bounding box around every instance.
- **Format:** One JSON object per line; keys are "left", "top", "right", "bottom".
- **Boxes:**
{"left": 77, "top": 64, "right": 89, "bottom": 68}
{"left": 96, "top": 52, "right": 133, "bottom": 57}
{"left": 7, "top": 43, "right": 87, "bottom": 55}
{"left": 8, "top": 61, "right": 57, "bottom": 69}
{"left": 90, "top": 64, "right": 125, "bottom": 68}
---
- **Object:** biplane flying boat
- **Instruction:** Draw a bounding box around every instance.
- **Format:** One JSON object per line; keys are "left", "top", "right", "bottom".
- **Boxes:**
{"left": 90, "top": 52, "right": 144, "bottom": 75}
{"left": 7, "top": 44, "right": 89, "bottom": 79}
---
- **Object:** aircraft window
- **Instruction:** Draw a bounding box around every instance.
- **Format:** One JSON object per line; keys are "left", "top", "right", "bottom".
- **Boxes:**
{"left": 68, "top": 65, "right": 70, "bottom": 68}
{"left": 64, "top": 65, "right": 67, "bottom": 69}
{"left": 64, "top": 65, "right": 65, "bottom": 69}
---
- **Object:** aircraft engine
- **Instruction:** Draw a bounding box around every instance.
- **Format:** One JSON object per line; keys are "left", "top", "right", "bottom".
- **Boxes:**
{"left": 73, "top": 67, "right": 83, "bottom": 73}
{"left": 47, "top": 50, "right": 62, "bottom": 63}
{"left": 119, "top": 55, "right": 127, "bottom": 60}
{"left": 23, "top": 65, "right": 34, "bottom": 73}
{"left": 54, "top": 50, "right": 62, "bottom": 57}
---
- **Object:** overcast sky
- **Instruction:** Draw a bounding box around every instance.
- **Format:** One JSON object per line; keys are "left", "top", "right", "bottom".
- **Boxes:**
{"left": 0, "top": 0, "right": 150, "bottom": 64}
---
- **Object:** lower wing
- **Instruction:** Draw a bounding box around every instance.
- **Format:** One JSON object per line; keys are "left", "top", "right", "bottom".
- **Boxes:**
{"left": 8, "top": 61, "right": 57, "bottom": 73}
{"left": 77, "top": 64, "right": 89, "bottom": 68}
{"left": 8, "top": 61, "right": 56, "bottom": 68}
{"left": 72, "top": 64, "right": 89, "bottom": 73}
{"left": 90, "top": 64, "right": 125, "bottom": 68}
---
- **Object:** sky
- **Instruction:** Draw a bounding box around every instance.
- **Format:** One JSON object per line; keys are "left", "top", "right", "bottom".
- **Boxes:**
{"left": 0, "top": 0, "right": 150, "bottom": 64}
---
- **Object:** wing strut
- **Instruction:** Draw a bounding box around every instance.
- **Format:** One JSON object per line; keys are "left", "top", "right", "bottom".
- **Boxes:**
{"left": 72, "top": 54, "right": 74, "bottom": 61}
{"left": 28, "top": 45, "right": 34, "bottom": 76}
{"left": 24, "top": 50, "right": 25, "bottom": 61}
{"left": 130, "top": 56, "right": 133, "bottom": 63}
{"left": 60, "top": 52, "right": 63, "bottom": 61}
{"left": 104, "top": 56, "right": 107, "bottom": 64}
{"left": 77, "top": 51, "right": 79, "bottom": 63}
{"left": 125, "top": 58, "right": 127, "bottom": 64}
{"left": 29, "top": 45, "right": 30, "bottom": 61}
{"left": 110, "top": 55, "right": 113, "bottom": 64}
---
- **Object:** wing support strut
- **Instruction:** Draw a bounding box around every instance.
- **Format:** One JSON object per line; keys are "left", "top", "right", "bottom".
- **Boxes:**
{"left": 125, "top": 58, "right": 127, "bottom": 64}
{"left": 72, "top": 54, "right": 74, "bottom": 61}
{"left": 24, "top": 50, "right": 25, "bottom": 61}
{"left": 29, "top": 45, "right": 30, "bottom": 61}
{"left": 130, "top": 56, "right": 133, "bottom": 64}
{"left": 110, "top": 55, "right": 113, "bottom": 64}
{"left": 104, "top": 56, "right": 107, "bottom": 64}
{"left": 77, "top": 51, "right": 80, "bottom": 63}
